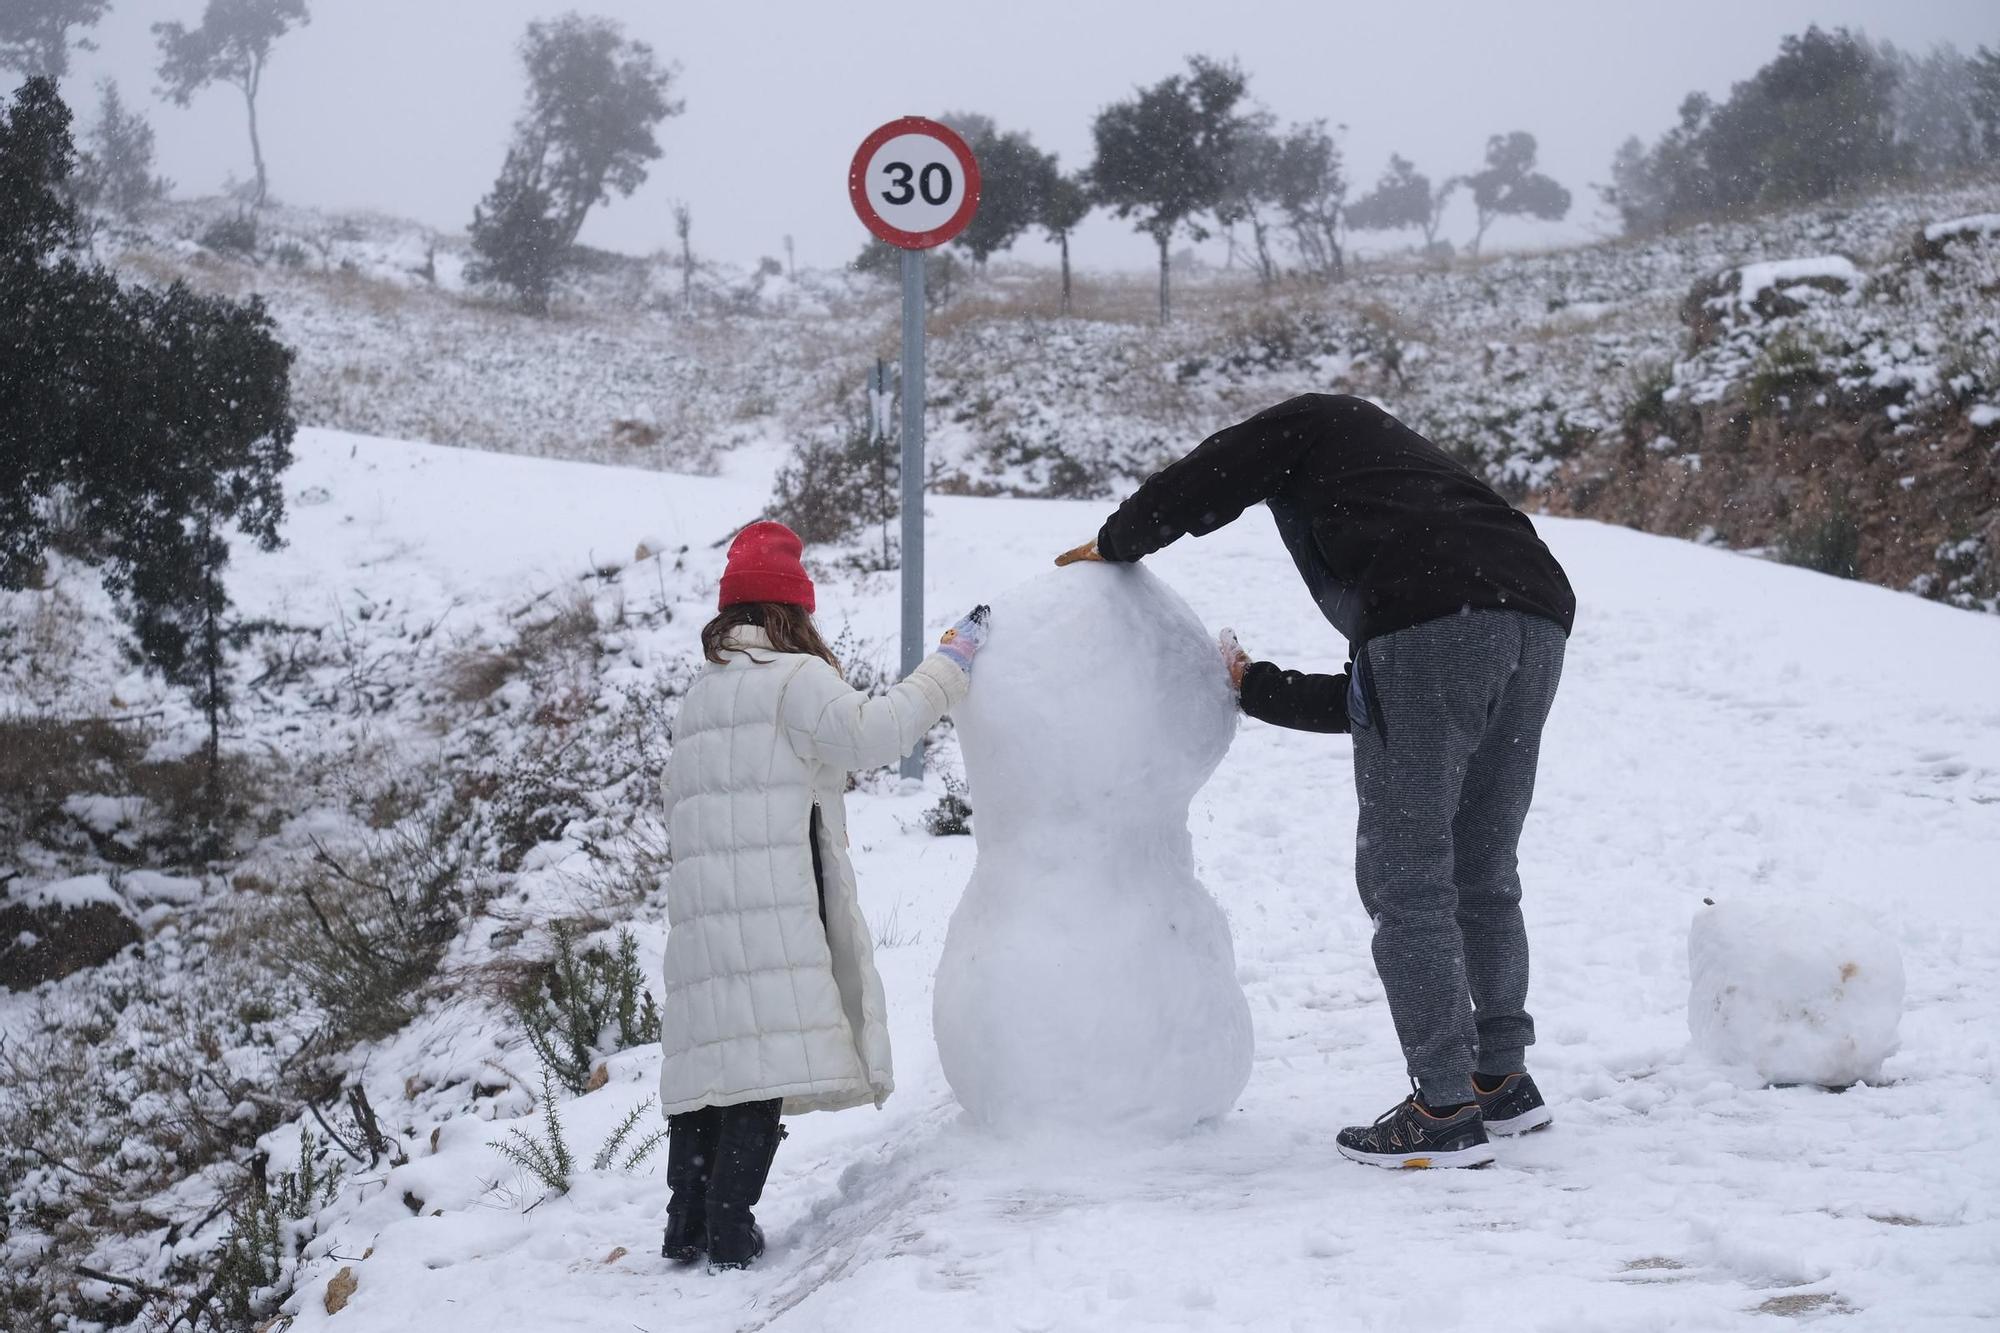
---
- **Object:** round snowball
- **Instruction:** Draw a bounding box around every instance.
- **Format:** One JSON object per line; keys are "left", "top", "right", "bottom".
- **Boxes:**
{"left": 1688, "top": 897, "right": 1904, "bottom": 1087}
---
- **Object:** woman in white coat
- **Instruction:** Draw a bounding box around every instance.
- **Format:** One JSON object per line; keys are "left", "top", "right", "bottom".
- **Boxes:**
{"left": 659, "top": 521, "right": 986, "bottom": 1270}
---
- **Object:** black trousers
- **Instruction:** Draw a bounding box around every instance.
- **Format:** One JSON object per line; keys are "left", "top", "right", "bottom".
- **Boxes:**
{"left": 667, "top": 1098, "right": 783, "bottom": 1199}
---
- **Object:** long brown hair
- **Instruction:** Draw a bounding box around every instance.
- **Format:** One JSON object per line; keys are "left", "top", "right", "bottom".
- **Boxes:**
{"left": 701, "top": 602, "right": 840, "bottom": 669}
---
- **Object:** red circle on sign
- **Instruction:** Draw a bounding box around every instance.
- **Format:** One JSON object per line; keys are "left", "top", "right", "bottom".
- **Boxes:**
{"left": 849, "top": 116, "right": 982, "bottom": 250}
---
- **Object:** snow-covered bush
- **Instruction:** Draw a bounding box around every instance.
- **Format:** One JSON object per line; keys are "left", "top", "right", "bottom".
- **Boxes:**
{"left": 278, "top": 823, "right": 474, "bottom": 1042}
{"left": 768, "top": 413, "right": 900, "bottom": 551}
{"left": 208, "top": 1130, "right": 342, "bottom": 1327}
{"left": 0, "top": 926, "right": 328, "bottom": 1330}
{"left": 919, "top": 775, "right": 974, "bottom": 837}
{"left": 515, "top": 923, "right": 659, "bottom": 1095}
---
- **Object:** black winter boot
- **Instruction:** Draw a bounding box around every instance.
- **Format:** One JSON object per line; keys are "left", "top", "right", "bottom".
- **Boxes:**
{"left": 704, "top": 1099, "right": 785, "bottom": 1271}
{"left": 661, "top": 1106, "right": 722, "bottom": 1265}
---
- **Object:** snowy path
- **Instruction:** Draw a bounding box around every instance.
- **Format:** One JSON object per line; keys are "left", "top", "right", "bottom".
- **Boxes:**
{"left": 269, "top": 433, "right": 2000, "bottom": 1332}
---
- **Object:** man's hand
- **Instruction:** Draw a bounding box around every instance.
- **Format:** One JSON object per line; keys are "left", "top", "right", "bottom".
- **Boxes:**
{"left": 1219, "top": 628, "right": 1250, "bottom": 692}
{"left": 1054, "top": 540, "right": 1104, "bottom": 568}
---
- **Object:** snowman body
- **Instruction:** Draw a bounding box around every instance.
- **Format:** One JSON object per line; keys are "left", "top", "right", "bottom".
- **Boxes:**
{"left": 933, "top": 564, "right": 1253, "bottom": 1136}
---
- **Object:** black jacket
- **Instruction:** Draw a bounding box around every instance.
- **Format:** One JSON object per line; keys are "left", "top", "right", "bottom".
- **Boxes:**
{"left": 1096, "top": 393, "right": 1575, "bottom": 735}
{"left": 1097, "top": 394, "right": 1575, "bottom": 645}
{"left": 1238, "top": 658, "right": 1357, "bottom": 734}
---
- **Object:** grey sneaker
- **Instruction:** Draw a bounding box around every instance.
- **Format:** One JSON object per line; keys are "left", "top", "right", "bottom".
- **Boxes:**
{"left": 1473, "top": 1072, "right": 1552, "bottom": 1136}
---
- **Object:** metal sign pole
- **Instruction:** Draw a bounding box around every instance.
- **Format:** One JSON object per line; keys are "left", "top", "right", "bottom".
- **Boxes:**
{"left": 850, "top": 115, "right": 975, "bottom": 784}
{"left": 898, "top": 247, "right": 927, "bottom": 780}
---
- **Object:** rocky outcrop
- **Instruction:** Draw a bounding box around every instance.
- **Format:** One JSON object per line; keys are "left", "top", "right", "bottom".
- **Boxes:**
{"left": 1544, "top": 386, "right": 1999, "bottom": 607}
{"left": 1680, "top": 256, "right": 1862, "bottom": 350}
{"left": 1912, "top": 212, "right": 2000, "bottom": 264}
{"left": 0, "top": 896, "right": 140, "bottom": 990}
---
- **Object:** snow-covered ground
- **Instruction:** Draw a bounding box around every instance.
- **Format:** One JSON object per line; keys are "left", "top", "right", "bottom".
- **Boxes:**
{"left": 150, "top": 429, "right": 1991, "bottom": 1332}
{"left": 8, "top": 427, "right": 1999, "bottom": 1330}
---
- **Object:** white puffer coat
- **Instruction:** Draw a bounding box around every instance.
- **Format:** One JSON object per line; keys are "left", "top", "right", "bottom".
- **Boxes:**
{"left": 659, "top": 626, "right": 967, "bottom": 1116}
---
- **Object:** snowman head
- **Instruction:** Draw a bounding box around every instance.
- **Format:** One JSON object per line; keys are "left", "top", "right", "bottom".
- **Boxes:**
{"left": 955, "top": 563, "right": 1236, "bottom": 842}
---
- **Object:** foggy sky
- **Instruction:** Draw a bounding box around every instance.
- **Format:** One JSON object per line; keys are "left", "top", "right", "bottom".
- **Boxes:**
{"left": 45, "top": 0, "right": 2000, "bottom": 272}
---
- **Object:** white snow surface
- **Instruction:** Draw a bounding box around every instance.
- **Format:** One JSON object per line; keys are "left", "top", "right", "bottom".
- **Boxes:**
{"left": 10, "top": 428, "right": 1999, "bottom": 1331}
{"left": 1688, "top": 898, "right": 1905, "bottom": 1087}
{"left": 933, "top": 564, "right": 1251, "bottom": 1137}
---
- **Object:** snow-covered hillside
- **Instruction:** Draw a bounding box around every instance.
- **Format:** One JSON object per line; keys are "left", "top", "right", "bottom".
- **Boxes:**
{"left": 7, "top": 430, "right": 1997, "bottom": 1331}
{"left": 92, "top": 178, "right": 2000, "bottom": 613}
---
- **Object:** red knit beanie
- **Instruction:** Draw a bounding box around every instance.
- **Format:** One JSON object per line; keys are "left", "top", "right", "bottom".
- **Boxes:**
{"left": 719, "top": 521, "right": 815, "bottom": 612}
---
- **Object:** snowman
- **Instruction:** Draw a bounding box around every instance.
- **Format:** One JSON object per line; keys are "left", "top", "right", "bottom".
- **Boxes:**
{"left": 933, "top": 563, "right": 1253, "bottom": 1136}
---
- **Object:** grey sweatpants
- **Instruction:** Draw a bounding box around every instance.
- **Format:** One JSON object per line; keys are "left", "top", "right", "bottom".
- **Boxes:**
{"left": 1350, "top": 609, "right": 1565, "bottom": 1108}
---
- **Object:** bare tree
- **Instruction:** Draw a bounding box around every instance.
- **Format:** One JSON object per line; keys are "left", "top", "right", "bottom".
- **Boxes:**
{"left": 154, "top": 0, "right": 310, "bottom": 209}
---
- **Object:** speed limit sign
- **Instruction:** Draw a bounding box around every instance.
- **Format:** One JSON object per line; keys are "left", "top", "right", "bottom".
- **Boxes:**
{"left": 848, "top": 116, "right": 982, "bottom": 250}
{"left": 848, "top": 116, "right": 979, "bottom": 777}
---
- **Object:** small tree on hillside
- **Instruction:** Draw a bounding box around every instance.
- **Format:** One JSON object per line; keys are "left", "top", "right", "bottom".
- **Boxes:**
{"left": 0, "top": 77, "right": 92, "bottom": 583}
{"left": 1345, "top": 153, "right": 1454, "bottom": 252}
{"left": 1464, "top": 131, "right": 1570, "bottom": 256}
{"left": 941, "top": 112, "right": 1053, "bottom": 266}
{"left": 76, "top": 81, "right": 172, "bottom": 216}
{"left": 0, "top": 76, "right": 80, "bottom": 273}
{"left": 1, "top": 79, "right": 295, "bottom": 821}
{"left": 1038, "top": 166, "right": 1090, "bottom": 315}
{"left": 1606, "top": 26, "right": 1904, "bottom": 234}
{"left": 467, "top": 143, "right": 564, "bottom": 315}
{"left": 1969, "top": 45, "right": 2000, "bottom": 157}
{"left": 850, "top": 239, "right": 961, "bottom": 309}
{"left": 470, "top": 12, "right": 681, "bottom": 312}
{"left": 1705, "top": 26, "right": 1901, "bottom": 208}
{"left": 0, "top": 0, "right": 111, "bottom": 81}
{"left": 1089, "top": 54, "right": 1249, "bottom": 323}
{"left": 1600, "top": 95, "right": 1716, "bottom": 235}
{"left": 1270, "top": 119, "right": 1347, "bottom": 281}
{"left": 91, "top": 282, "right": 294, "bottom": 808}
{"left": 1216, "top": 111, "right": 1282, "bottom": 287}
{"left": 154, "top": 0, "right": 311, "bottom": 209}
{"left": 1889, "top": 43, "right": 1988, "bottom": 177}
{"left": 519, "top": 13, "right": 682, "bottom": 247}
